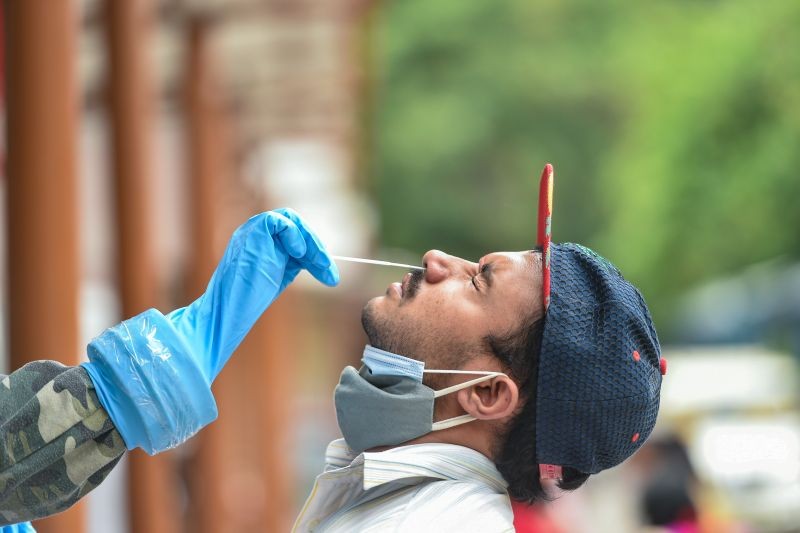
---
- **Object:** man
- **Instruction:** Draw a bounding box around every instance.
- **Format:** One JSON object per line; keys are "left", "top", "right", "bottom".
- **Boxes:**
{"left": 293, "top": 164, "right": 666, "bottom": 531}
{"left": 0, "top": 209, "right": 339, "bottom": 531}
{"left": 2, "top": 165, "right": 665, "bottom": 532}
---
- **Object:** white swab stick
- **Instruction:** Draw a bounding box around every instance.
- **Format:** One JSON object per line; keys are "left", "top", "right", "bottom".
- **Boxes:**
{"left": 331, "top": 255, "right": 424, "bottom": 271}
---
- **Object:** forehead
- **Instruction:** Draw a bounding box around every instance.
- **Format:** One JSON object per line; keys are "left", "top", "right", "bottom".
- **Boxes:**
{"left": 485, "top": 250, "right": 544, "bottom": 320}
{"left": 484, "top": 250, "right": 542, "bottom": 276}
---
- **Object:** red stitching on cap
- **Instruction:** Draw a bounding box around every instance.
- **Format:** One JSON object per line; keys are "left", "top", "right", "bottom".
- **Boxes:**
{"left": 632, "top": 350, "right": 640, "bottom": 362}
{"left": 660, "top": 358, "right": 668, "bottom": 375}
{"left": 631, "top": 432, "right": 640, "bottom": 443}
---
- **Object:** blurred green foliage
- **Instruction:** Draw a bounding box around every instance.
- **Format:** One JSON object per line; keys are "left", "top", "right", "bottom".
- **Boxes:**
{"left": 370, "top": 0, "right": 800, "bottom": 338}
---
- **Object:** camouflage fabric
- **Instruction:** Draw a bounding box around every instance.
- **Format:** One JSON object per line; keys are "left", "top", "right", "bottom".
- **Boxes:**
{"left": 0, "top": 361, "right": 125, "bottom": 526}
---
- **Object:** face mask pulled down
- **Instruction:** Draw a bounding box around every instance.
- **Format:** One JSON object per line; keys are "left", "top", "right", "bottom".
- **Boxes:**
{"left": 334, "top": 345, "right": 506, "bottom": 453}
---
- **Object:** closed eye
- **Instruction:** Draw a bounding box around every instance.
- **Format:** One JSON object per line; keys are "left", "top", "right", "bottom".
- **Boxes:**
{"left": 472, "top": 263, "right": 491, "bottom": 291}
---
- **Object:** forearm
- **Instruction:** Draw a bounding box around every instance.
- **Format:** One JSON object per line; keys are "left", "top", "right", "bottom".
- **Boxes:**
{"left": 0, "top": 361, "right": 125, "bottom": 526}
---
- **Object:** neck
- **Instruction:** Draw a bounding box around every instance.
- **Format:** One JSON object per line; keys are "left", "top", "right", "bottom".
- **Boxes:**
{"left": 370, "top": 421, "right": 495, "bottom": 459}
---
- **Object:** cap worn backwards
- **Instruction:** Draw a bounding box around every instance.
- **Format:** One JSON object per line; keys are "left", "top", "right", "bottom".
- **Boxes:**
{"left": 535, "top": 243, "right": 662, "bottom": 474}
{"left": 533, "top": 164, "right": 664, "bottom": 476}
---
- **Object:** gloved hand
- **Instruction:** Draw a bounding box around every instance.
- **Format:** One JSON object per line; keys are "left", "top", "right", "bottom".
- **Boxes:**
{"left": 167, "top": 208, "right": 339, "bottom": 381}
{"left": 82, "top": 209, "right": 338, "bottom": 455}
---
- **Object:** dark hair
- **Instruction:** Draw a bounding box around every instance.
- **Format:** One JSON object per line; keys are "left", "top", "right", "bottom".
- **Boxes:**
{"left": 485, "top": 315, "right": 591, "bottom": 502}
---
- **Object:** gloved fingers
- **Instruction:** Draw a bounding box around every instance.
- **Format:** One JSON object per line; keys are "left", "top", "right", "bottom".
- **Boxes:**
{"left": 274, "top": 207, "right": 339, "bottom": 286}
{"left": 286, "top": 256, "right": 339, "bottom": 287}
{"left": 273, "top": 208, "right": 330, "bottom": 266}
{"left": 262, "top": 211, "right": 308, "bottom": 259}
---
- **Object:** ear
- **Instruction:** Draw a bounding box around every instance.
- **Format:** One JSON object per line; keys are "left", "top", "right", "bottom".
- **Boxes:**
{"left": 456, "top": 375, "right": 519, "bottom": 421}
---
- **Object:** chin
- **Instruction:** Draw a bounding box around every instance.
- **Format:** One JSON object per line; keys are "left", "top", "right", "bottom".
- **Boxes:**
{"left": 361, "top": 299, "right": 383, "bottom": 343}
{"left": 361, "top": 296, "right": 381, "bottom": 322}
{"left": 361, "top": 299, "right": 403, "bottom": 352}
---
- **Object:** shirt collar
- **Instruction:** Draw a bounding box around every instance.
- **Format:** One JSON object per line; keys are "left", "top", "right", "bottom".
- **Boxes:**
{"left": 323, "top": 439, "right": 508, "bottom": 493}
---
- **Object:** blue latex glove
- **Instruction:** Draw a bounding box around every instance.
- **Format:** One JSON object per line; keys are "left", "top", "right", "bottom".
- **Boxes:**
{"left": 167, "top": 208, "right": 339, "bottom": 381}
{"left": 0, "top": 523, "right": 36, "bottom": 533}
{"left": 83, "top": 209, "right": 338, "bottom": 455}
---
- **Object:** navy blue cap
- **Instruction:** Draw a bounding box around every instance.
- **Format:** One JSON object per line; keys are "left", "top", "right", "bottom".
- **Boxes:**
{"left": 535, "top": 243, "right": 663, "bottom": 475}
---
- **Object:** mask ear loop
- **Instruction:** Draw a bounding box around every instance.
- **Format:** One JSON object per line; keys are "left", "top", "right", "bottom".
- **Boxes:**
{"left": 425, "top": 371, "right": 506, "bottom": 431}
{"left": 426, "top": 371, "right": 506, "bottom": 398}
{"left": 431, "top": 414, "right": 475, "bottom": 431}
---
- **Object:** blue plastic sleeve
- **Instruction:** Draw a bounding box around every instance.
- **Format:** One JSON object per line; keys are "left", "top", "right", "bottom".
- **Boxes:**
{"left": 82, "top": 309, "right": 218, "bottom": 455}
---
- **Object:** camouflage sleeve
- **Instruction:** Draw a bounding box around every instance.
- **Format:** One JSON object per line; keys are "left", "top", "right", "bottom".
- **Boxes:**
{"left": 0, "top": 361, "right": 126, "bottom": 526}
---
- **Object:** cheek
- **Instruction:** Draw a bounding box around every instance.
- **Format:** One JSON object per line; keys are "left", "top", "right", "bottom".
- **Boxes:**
{"left": 413, "top": 292, "right": 487, "bottom": 340}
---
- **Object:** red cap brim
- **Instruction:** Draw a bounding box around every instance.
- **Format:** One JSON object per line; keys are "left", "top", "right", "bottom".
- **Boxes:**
{"left": 537, "top": 164, "right": 553, "bottom": 309}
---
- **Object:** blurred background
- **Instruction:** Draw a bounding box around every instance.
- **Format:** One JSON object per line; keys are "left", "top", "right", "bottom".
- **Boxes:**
{"left": 1, "top": 0, "right": 798, "bottom": 532}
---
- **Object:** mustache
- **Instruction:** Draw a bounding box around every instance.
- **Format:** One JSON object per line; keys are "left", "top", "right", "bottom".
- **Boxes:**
{"left": 404, "top": 269, "right": 425, "bottom": 299}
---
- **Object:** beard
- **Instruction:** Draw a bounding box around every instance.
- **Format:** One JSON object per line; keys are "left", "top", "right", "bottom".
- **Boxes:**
{"left": 361, "top": 269, "right": 426, "bottom": 354}
{"left": 361, "top": 300, "right": 406, "bottom": 354}
{"left": 360, "top": 302, "right": 448, "bottom": 389}
{"left": 359, "top": 270, "right": 472, "bottom": 390}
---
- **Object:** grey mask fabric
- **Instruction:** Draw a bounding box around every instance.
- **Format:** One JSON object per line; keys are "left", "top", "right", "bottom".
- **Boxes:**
{"left": 333, "top": 362, "right": 504, "bottom": 453}
{"left": 334, "top": 365, "right": 435, "bottom": 453}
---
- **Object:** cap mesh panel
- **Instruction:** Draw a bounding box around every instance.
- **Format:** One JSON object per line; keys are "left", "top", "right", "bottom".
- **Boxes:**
{"left": 536, "top": 243, "right": 662, "bottom": 474}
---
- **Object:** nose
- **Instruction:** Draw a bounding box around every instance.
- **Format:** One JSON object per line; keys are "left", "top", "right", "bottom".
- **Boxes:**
{"left": 422, "top": 250, "right": 475, "bottom": 284}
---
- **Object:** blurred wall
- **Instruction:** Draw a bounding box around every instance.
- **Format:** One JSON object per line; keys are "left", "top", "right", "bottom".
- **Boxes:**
{"left": 2, "top": 0, "right": 376, "bottom": 532}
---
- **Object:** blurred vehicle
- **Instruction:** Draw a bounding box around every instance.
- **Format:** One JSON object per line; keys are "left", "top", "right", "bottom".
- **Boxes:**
{"left": 660, "top": 346, "right": 800, "bottom": 532}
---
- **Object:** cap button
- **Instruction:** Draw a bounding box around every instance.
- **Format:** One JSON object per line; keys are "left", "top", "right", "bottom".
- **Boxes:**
{"left": 660, "top": 357, "right": 668, "bottom": 376}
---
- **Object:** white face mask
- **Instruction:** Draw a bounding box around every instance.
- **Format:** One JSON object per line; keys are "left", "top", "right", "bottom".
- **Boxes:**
{"left": 332, "top": 345, "right": 507, "bottom": 454}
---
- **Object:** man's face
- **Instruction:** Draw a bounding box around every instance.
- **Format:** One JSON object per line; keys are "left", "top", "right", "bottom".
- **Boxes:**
{"left": 362, "top": 249, "right": 544, "bottom": 370}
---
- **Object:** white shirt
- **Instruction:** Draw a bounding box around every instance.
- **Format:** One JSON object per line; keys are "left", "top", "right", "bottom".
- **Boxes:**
{"left": 293, "top": 439, "right": 514, "bottom": 532}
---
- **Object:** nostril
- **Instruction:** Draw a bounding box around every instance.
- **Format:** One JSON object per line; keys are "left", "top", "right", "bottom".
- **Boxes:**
{"left": 421, "top": 249, "right": 442, "bottom": 270}
{"left": 421, "top": 250, "right": 454, "bottom": 283}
